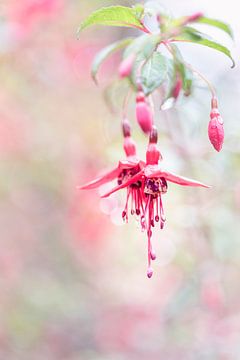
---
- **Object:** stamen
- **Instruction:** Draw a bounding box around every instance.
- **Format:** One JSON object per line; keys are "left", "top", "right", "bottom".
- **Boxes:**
{"left": 130, "top": 188, "right": 134, "bottom": 215}
{"left": 122, "top": 188, "right": 131, "bottom": 222}
{"left": 155, "top": 197, "right": 159, "bottom": 222}
{"left": 147, "top": 267, "right": 153, "bottom": 278}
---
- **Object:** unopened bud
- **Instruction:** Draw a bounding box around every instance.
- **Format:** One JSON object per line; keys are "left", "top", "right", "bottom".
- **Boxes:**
{"left": 118, "top": 54, "right": 135, "bottom": 78}
{"left": 187, "top": 12, "right": 204, "bottom": 22}
{"left": 208, "top": 110, "right": 224, "bottom": 151}
{"left": 136, "top": 96, "right": 153, "bottom": 134}
{"left": 172, "top": 76, "right": 182, "bottom": 99}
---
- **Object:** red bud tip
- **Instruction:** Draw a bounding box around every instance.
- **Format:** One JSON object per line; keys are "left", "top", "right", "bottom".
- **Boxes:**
{"left": 208, "top": 114, "right": 224, "bottom": 152}
{"left": 147, "top": 267, "right": 153, "bottom": 278}
{"left": 122, "top": 119, "right": 131, "bottom": 138}
{"left": 136, "top": 99, "right": 153, "bottom": 134}
{"left": 118, "top": 54, "right": 135, "bottom": 78}
{"left": 136, "top": 91, "right": 145, "bottom": 103}
{"left": 188, "top": 12, "right": 204, "bottom": 22}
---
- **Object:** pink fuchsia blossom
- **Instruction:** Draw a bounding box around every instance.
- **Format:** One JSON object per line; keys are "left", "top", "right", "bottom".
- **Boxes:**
{"left": 118, "top": 54, "right": 135, "bottom": 78}
{"left": 102, "top": 127, "right": 209, "bottom": 278}
{"left": 136, "top": 91, "right": 153, "bottom": 134}
{"left": 208, "top": 97, "right": 224, "bottom": 152}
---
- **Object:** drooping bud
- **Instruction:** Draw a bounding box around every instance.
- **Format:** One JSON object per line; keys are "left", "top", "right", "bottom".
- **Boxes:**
{"left": 172, "top": 75, "right": 182, "bottom": 99}
{"left": 187, "top": 12, "right": 204, "bottom": 22}
{"left": 136, "top": 92, "right": 153, "bottom": 134}
{"left": 146, "top": 126, "right": 162, "bottom": 165}
{"left": 181, "top": 12, "right": 203, "bottom": 26}
{"left": 118, "top": 54, "right": 135, "bottom": 78}
{"left": 208, "top": 97, "right": 224, "bottom": 152}
{"left": 122, "top": 119, "right": 137, "bottom": 157}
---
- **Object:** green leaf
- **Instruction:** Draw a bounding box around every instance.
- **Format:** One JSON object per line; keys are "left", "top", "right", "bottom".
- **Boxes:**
{"left": 132, "top": 4, "right": 145, "bottom": 20}
{"left": 195, "top": 17, "right": 233, "bottom": 39}
{"left": 123, "top": 34, "right": 161, "bottom": 91}
{"left": 78, "top": 6, "right": 145, "bottom": 34}
{"left": 175, "top": 27, "right": 235, "bottom": 68}
{"left": 124, "top": 33, "right": 160, "bottom": 58}
{"left": 168, "top": 44, "right": 193, "bottom": 95}
{"left": 91, "top": 38, "right": 133, "bottom": 84}
{"left": 141, "top": 52, "right": 169, "bottom": 95}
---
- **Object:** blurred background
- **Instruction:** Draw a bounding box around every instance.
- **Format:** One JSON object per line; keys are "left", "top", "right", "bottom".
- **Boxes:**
{"left": 0, "top": 0, "right": 239, "bottom": 359}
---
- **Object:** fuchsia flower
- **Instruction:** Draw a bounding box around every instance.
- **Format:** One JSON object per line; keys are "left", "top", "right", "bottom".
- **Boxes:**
{"left": 78, "top": 120, "right": 145, "bottom": 218}
{"left": 135, "top": 91, "right": 153, "bottom": 134}
{"left": 208, "top": 97, "right": 224, "bottom": 152}
{"left": 102, "top": 127, "right": 209, "bottom": 278}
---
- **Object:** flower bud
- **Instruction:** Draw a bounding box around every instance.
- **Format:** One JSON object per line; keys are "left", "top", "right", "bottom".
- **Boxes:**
{"left": 187, "top": 12, "right": 204, "bottom": 22}
{"left": 208, "top": 98, "right": 224, "bottom": 152}
{"left": 136, "top": 95, "right": 153, "bottom": 134}
{"left": 172, "top": 76, "right": 182, "bottom": 99}
{"left": 118, "top": 54, "right": 135, "bottom": 78}
{"left": 122, "top": 119, "right": 136, "bottom": 156}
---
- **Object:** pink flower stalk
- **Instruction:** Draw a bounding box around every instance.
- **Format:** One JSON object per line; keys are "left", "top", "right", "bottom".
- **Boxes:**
{"left": 118, "top": 54, "right": 135, "bottom": 78}
{"left": 78, "top": 120, "right": 145, "bottom": 218}
{"left": 102, "top": 126, "right": 209, "bottom": 278}
{"left": 136, "top": 91, "right": 153, "bottom": 134}
{"left": 208, "top": 97, "right": 224, "bottom": 152}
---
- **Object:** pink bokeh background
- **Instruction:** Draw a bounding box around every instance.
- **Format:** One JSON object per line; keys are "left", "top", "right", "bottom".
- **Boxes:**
{"left": 0, "top": 0, "right": 239, "bottom": 359}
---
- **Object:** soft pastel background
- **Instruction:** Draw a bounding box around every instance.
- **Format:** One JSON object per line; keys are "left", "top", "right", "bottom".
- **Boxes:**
{"left": 0, "top": 0, "right": 239, "bottom": 359}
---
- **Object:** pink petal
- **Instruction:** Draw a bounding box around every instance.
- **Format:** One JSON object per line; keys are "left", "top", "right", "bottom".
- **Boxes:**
{"left": 78, "top": 167, "right": 119, "bottom": 190}
{"left": 148, "top": 169, "right": 210, "bottom": 188}
{"left": 101, "top": 170, "right": 144, "bottom": 198}
{"left": 118, "top": 159, "right": 139, "bottom": 169}
{"left": 144, "top": 165, "right": 160, "bottom": 177}
{"left": 162, "top": 171, "right": 210, "bottom": 188}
